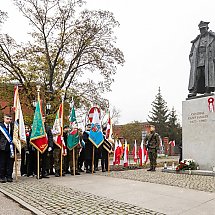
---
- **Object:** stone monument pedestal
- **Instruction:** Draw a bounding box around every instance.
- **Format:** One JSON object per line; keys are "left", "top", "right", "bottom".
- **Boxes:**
{"left": 182, "top": 95, "right": 215, "bottom": 170}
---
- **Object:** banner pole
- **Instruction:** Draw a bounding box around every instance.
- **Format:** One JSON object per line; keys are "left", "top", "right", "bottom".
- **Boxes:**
{"left": 60, "top": 93, "right": 64, "bottom": 177}
{"left": 92, "top": 145, "right": 95, "bottom": 174}
{"left": 15, "top": 147, "right": 18, "bottom": 181}
{"left": 60, "top": 147, "right": 63, "bottom": 177}
{"left": 73, "top": 149, "right": 75, "bottom": 176}
{"left": 107, "top": 152, "right": 110, "bottom": 176}
{"left": 37, "top": 150, "right": 40, "bottom": 179}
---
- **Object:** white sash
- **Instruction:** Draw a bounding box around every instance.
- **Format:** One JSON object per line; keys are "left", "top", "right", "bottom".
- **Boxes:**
{"left": 0, "top": 125, "right": 14, "bottom": 158}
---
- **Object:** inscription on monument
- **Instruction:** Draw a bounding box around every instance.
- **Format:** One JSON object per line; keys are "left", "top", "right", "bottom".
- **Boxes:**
{"left": 187, "top": 112, "right": 208, "bottom": 123}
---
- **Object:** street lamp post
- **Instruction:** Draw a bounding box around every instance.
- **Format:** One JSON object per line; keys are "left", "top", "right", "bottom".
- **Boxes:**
{"left": 32, "top": 100, "right": 37, "bottom": 108}
{"left": 46, "top": 102, "right": 51, "bottom": 115}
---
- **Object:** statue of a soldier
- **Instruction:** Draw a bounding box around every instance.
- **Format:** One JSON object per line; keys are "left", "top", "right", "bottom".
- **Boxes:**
{"left": 188, "top": 21, "right": 215, "bottom": 98}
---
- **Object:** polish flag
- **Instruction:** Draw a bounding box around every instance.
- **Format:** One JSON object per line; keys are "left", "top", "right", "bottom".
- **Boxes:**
{"left": 106, "top": 112, "right": 114, "bottom": 144}
{"left": 169, "top": 140, "right": 175, "bottom": 147}
{"left": 139, "top": 140, "right": 148, "bottom": 166}
{"left": 118, "top": 139, "right": 123, "bottom": 156}
{"left": 113, "top": 140, "right": 119, "bottom": 165}
{"left": 123, "top": 140, "right": 129, "bottom": 167}
{"left": 132, "top": 140, "right": 138, "bottom": 163}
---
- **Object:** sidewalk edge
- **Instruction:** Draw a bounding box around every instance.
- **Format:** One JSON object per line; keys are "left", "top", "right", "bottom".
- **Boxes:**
{"left": 0, "top": 188, "right": 46, "bottom": 215}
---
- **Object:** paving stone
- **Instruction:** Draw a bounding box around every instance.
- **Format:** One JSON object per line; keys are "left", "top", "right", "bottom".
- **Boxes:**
{"left": 0, "top": 178, "right": 164, "bottom": 215}
{"left": 97, "top": 168, "right": 215, "bottom": 193}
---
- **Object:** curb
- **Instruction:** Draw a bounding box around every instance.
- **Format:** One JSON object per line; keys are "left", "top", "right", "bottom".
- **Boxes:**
{"left": 162, "top": 168, "right": 215, "bottom": 176}
{"left": 0, "top": 188, "right": 45, "bottom": 215}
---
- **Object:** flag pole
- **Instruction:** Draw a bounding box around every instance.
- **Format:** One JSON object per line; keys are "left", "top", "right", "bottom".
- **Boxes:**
{"left": 92, "top": 145, "right": 95, "bottom": 174}
{"left": 73, "top": 148, "right": 75, "bottom": 176}
{"left": 14, "top": 147, "right": 18, "bottom": 181}
{"left": 37, "top": 151, "right": 40, "bottom": 179}
{"left": 107, "top": 152, "right": 110, "bottom": 176}
{"left": 60, "top": 94, "right": 64, "bottom": 177}
{"left": 36, "top": 85, "right": 41, "bottom": 179}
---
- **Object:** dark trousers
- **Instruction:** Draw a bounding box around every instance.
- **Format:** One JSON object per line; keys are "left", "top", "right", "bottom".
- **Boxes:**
{"left": 148, "top": 149, "right": 157, "bottom": 169}
{"left": 20, "top": 148, "right": 27, "bottom": 175}
{"left": 101, "top": 149, "right": 108, "bottom": 171}
{"left": 78, "top": 148, "right": 85, "bottom": 170}
{"left": 46, "top": 151, "right": 54, "bottom": 174}
{"left": 36, "top": 150, "right": 48, "bottom": 176}
{"left": 27, "top": 150, "right": 37, "bottom": 176}
{"left": 85, "top": 159, "right": 92, "bottom": 171}
{"left": 0, "top": 150, "right": 14, "bottom": 179}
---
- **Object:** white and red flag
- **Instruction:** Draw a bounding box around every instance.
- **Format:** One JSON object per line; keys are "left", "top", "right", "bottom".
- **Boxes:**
{"left": 169, "top": 140, "right": 175, "bottom": 147}
{"left": 13, "top": 86, "right": 26, "bottom": 154}
{"left": 118, "top": 139, "right": 123, "bottom": 157}
{"left": 132, "top": 140, "right": 138, "bottom": 163}
{"left": 138, "top": 140, "right": 148, "bottom": 166}
{"left": 113, "top": 140, "right": 119, "bottom": 165}
{"left": 106, "top": 111, "right": 114, "bottom": 144}
{"left": 52, "top": 103, "right": 67, "bottom": 156}
{"left": 123, "top": 140, "right": 129, "bottom": 167}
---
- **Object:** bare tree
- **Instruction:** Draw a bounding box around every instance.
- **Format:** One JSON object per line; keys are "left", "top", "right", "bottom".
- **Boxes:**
{"left": 0, "top": 0, "right": 124, "bottom": 113}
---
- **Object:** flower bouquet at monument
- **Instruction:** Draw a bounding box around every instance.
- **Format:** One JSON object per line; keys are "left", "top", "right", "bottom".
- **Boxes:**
{"left": 176, "top": 159, "right": 199, "bottom": 171}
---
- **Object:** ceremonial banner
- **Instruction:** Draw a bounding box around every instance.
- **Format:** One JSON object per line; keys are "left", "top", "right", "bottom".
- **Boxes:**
{"left": 88, "top": 106, "right": 101, "bottom": 123}
{"left": 106, "top": 112, "right": 114, "bottom": 144}
{"left": 30, "top": 101, "right": 48, "bottom": 153}
{"left": 52, "top": 103, "right": 67, "bottom": 155}
{"left": 13, "top": 86, "right": 26, "bottom": 154}
{"left": 67, "top": 105, "right": 79, "bottom": 150}
{"left": 89, "top": 109, "right": 104, "bottom": 148}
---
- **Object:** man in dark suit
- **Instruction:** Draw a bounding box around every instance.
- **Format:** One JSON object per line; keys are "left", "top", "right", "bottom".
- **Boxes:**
{"left": 101, "top": 126, "right": 112, "bottom": 172}
{"left": 40, "top": 118, "right": 54, "bottom": 178}
{"left": 0, "top": 114, "right": 14, "bottom": 183}
{"left": 82, "top": 124, "right": 94, "bottom": 173}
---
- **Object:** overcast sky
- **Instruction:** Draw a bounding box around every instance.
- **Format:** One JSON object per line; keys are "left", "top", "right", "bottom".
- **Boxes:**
{"left": 1, "top": 0, "right": 215, "bottom": 124}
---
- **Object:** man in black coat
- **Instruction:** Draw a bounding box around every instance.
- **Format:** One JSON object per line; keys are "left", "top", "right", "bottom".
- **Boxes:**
{"left": 101, "top": 127, "right": 112, "bottom": 172}
{"left": 37, "top": 117, "right": 53, "bottom": 179}
{"left": 0, "top": 114, "right": 14, "bottom": 183}
{"left": 82, "top": 124, "right": 94, "bottom": 173}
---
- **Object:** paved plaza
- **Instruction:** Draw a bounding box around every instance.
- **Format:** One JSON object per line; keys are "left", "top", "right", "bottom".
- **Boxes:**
{"left": 0, "top": 168, "right": 215, "bottom": 215}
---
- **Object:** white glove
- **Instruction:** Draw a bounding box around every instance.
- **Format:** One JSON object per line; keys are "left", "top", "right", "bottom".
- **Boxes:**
{"left": 48, "top": 147, "right": 52, "bottom": 152}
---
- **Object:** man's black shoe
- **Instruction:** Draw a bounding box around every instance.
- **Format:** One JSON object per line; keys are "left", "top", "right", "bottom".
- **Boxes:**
{"left": 75, "top": 172, "right": 80, "bottom": 175}
{"left": 79, "top": 169, "right": 84, "bottom": 172}
{"left": 0, "top": 178, "right": 6, "bottom": 183}
{"left": 86, "top": 170, "right": 91, "bottom": 173}
{"left": 55, "top": 173, "right": 60, "bottom": 177}
{"left": 147, "top": 168, "right": 153, "bottom": 171}
{"left": 7, "top": 178, "right": 13, "bottom": 182}
{"left": 151, "top": 169, "right": 156, "bottom": 172}
{"left": 42, "top": 175, "right": 49, "bottom": 178}
{"left": 102, "top": 169, "right": 106, "bottom": 172}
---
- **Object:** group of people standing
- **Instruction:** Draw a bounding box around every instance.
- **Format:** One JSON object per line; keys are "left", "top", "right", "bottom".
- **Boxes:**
{"left": 0, "top": 113, "right": 112, "bottom": 183}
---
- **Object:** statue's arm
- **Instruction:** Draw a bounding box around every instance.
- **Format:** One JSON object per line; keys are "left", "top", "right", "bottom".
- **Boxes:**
{"left": 189, "top": 43, "right": 194, "bottom": 61}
